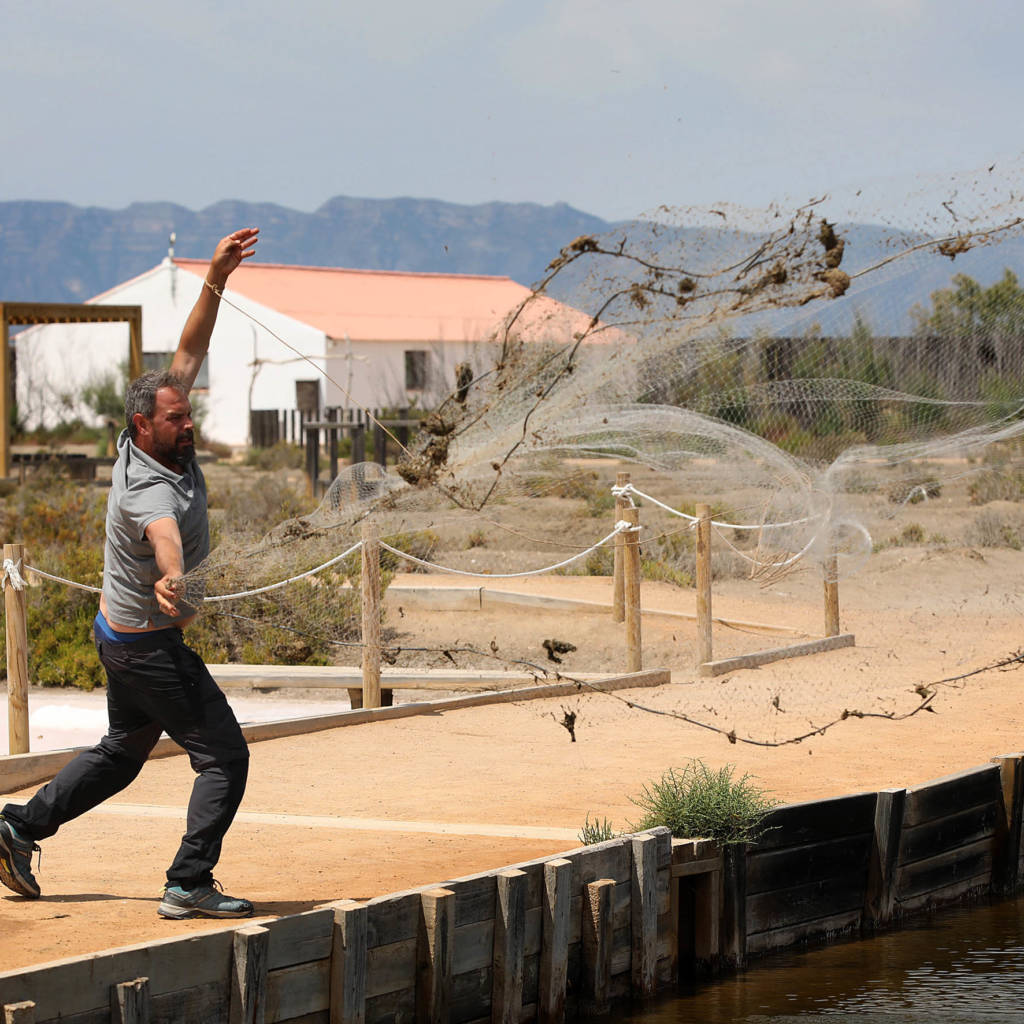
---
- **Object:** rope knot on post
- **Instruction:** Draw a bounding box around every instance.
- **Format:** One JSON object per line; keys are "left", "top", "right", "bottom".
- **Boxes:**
{"left": 1, "top": 557, "right": 25, "bottom": 592}
{"left": 614, "top": 520, "right": 642, "bottom": 534}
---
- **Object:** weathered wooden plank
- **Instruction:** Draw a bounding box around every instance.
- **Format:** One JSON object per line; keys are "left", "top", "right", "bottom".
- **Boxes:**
{"left": 746, "top": 832, "right": 872, "bottom": 894}
{"left": 363, "top": 986, "right": 416, "bottom": 1024}
{"left": 895, "top": 836, "right": 994, "bottom": 901}
{"left": 630, "top": 835, "right": 658, "bottom": 996}
{"left": 747, "top": 874, "right": 866, "bottom": 936}
{"left": 865, "top": 788, "right": 905, "bottom": 929}
{"left": 755, "top": 793, "right": 877, "bottom": 851}
{"left": 572, "top": 840, "right": 631, "bottom": 889}
{"left": 903, "top": 764, "right": 1001, "bottom": 828}
{"left": 330, "top": 901, "right": 367, "bottom": 1024}
{"left": 365, "top": 940, "right": 417, "bottom": 1001}
{"left": 231, "top": 924, "right": 270, "bottom": 1024}
{"left": 3, "top": 1003, "right": 35, "bottom": 1024}
{"left": 581, "top": 879, "right": 615, "bottom": 1015}
{"left": 538, "top": 859, "right": 571, "bottom": 1024}
{"left": 610, "top": 925, "right": 632, "bottom": 976}
{"left": 450, "top": 876, "right": 498, "bottom": 928}
{"left": 896, "top": 872, "right": 993, "bottom": 915}
{"left": 274, "top": 1012, "right": 328, "bottom": 1024}
{"left": 699, "top": 633, "right": 855, "bottom": 676}
{"left": 267, "top": 910, "right": 334, "bottom": 970}
{"left": 523, "top": 906, "right": 542, "bottom": 959}
{"left": 266, "top": 961, "right": 330, "bottom": 1023}
{"left": 492, "top": 870, "right": 526, "bottom": 1024}
{"left": 899, "top": 802, "right": 997, "bottom": 864}
{"left": 721, "top": 844, "right": 746, "bottom": 967}
{"left": 453, "top": 921, "right": 494, "bottom": 975}
{"left": 150, "top": 981, "right": 228, "bottom": 1024}
{"left": 0, "top": 929, "right": 238, "bottom": 1020}
{"left": 450, "top": 967, "right": 491, "bottom": 1024}
{"left": 111, "top": 978, "right": 150, "bottom": 1024}
{"left": 745, "top": 908, "right": 862, "bottom": 956}
{"left": 365, "top": 895, "right": 419, "bottom": 948}
{"left": 417, "top": 888, "right": 454, "bottom": 1024}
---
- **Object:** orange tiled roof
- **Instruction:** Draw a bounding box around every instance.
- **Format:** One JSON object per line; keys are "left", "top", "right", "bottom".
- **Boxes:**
{"left": 174, "top": 259, "right": 583, "bottom": 344}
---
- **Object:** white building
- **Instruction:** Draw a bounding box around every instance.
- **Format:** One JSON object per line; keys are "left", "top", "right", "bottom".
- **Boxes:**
{"left": 15, "top": 254, "right": 589, "bottom": 448}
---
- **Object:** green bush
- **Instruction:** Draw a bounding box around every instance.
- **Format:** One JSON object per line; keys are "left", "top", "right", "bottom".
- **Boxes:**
{"left": 629, "top": 761, "right": 777, "bottom": 844}
{"left": 578, "top": 814, "right": 617, "bottom": 845}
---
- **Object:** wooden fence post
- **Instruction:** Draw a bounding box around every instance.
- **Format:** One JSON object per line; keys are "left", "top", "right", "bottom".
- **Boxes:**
{"left": 111, "top": 978, "right": 150, "bottom": 1024}
{"left": 612, "top": 472, "right": 630, "bottom": 623}
{"left": 4, "top": 543, "right": 29, "bottom": 755}
{"left": 492, "top": 869, "right": 527, "bottom": 1024}
{"left": 418, "top": 888, "right": 455, "bottom": 1024}
{"left": 330, "top": 900, "right": 367, "bottom": 1024}
{"left": 721, "top": 843, "right": 746, "bottom": 968}
{"left": 582, "top": 879, "right": 615, "bottom": 1015}
{"left": 630, "top": 835, "right": 658, "bottom": 997}
{"left": 539, "top": 858, "right": 572, "bottom": 1024}
{"left": 305, "top": 423, "right": 320, "bottom": 497}
{"left": 361, "top": 520, "right": 382, "bottom": 709}
{"left": 230, "top": 924, "right": 269, "bottom": 1024}
{"left": 695, "top": 504, "right": 712, "bottom": 668}
{"left": 864, "top": 787, "right": 906, "bottom": 929}
{"left": 3, "top": 1003, "right": 35, "bottom": 1024}
{"left": 623, "top": 505, "right": 642, "bottom": 672}
{"left": 824, "top": 549, "right": 840, "bottom": 637}
{"left": 993, "top": 754, "right": 1024, "bottom": 895}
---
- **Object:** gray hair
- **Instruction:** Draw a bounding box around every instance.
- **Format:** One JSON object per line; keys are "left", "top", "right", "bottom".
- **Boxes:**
{"left": 125, "top": 370, "right": 189, "bottom": 440}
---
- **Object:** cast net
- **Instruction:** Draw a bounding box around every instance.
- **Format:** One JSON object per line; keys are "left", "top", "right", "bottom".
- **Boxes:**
{"left": 178, "top": 159, "right": 1024, "bottom": 744}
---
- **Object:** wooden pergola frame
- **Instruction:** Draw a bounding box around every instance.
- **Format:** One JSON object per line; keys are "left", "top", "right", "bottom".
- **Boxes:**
{"left": 0, "top": 302, "right": 142, "bottom": 478}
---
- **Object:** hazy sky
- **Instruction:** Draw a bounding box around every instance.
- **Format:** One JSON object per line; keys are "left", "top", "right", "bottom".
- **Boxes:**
{"left": 2, "top": 0, "right": 1020, "bottom": 222}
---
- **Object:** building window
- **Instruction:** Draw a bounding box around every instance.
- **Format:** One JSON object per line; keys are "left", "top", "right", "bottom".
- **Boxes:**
{"left": 143, "top": 350, "right": 209, "bottom": 389}
{"left": 405, "top": 350, "right": 429, "bottom": 391}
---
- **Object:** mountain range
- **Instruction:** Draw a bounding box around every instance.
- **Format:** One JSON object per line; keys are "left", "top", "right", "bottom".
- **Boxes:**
{"left": 1, "top": 196, "right": 1020, "bottom": 338}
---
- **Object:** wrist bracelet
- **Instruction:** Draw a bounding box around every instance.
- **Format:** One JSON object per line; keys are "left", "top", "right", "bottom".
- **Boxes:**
{"left": 204, "top": 278, "right": 224, "bottom": 298}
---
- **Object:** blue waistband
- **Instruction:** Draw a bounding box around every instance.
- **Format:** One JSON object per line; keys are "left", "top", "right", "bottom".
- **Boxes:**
{"left": 93, "top": 611, "right": 175, "bottom": 645}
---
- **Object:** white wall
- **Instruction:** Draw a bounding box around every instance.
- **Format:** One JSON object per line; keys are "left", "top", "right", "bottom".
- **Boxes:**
{"left": 15, "top": 261, "right": 328, "bottom": 447}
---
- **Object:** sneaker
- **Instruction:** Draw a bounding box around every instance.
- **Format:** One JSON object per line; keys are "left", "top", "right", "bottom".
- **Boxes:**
{"left": 0, "top": 816, "right": 41, "bottom": 899}
{"left": 158, "top": 880, "right": 253, "bottom": 919}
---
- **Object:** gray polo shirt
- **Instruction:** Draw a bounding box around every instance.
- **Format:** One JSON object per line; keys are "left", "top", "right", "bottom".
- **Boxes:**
{"left": 102, "top": 429, "right": 209, "bottom": 629}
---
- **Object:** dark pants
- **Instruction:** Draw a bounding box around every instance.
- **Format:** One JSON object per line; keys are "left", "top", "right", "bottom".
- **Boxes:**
{"left": 2, "top": 625, "right": 249, "bottom": 889}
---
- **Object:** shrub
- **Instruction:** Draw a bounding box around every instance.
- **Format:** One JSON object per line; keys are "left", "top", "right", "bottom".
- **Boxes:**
{"left": 965, "top": 508, "right": 1024, "bottom": 550}
{"left": 578, "top": 814, "right": 617, "bottom": 845}
{"left": 629, "top": 761, "right": 777, "bottom": 844}
{"left": 969, "top": 468, "right": 1024, "bottom": 505}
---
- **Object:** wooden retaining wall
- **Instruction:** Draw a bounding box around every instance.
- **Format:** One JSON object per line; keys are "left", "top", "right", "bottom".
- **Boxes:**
{"left": 3, "top": 755, "right": 1024, "bottom": 1021}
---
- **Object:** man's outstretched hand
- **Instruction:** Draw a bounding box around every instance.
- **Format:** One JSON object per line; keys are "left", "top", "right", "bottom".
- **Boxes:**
{"left": 208, "top": 227, "right": 259, "bottom": 287}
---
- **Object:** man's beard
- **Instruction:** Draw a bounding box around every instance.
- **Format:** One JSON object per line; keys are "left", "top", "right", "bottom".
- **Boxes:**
{"left": 155, "top": 433, "right": 195, "bottom": 470}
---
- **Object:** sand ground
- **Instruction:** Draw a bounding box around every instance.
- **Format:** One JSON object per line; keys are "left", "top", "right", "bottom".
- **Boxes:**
{"left": 3, "top": 538, "right": 1024, "bottom": 974}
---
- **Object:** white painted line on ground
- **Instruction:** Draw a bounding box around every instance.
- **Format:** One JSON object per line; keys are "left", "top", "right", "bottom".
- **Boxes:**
{"left": 0, "top": 797, "right": 579, "bottom": 842}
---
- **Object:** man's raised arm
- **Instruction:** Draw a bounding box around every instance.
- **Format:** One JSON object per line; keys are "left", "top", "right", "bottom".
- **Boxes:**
{"left": 171, "top": 228, "right": 259, "bottom": 391}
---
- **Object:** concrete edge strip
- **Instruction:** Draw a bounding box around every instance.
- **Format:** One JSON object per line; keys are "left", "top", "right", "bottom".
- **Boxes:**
{"left": 0, "top": 798, "right": 580, "bottom": 842}
{"left": 0, "top": 668, "right": 670, "bottom": 792}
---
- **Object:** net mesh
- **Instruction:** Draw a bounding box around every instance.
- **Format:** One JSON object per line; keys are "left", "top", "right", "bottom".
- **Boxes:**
{"left": 177, "top": 160, "right": 1024, "bottom": 742}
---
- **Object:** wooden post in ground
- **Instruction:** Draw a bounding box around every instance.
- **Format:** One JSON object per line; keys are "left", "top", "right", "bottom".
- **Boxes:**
{"left": 361, "top": 521, "right": 382, "bottom": 709}
{"left": 492, "top": 869, "right": 527, "bottom": 1024}
{"left": 612, "top": 471, "right": 630, "bottom": 623}
{"left": 330, "top": 900, "right": 367, "bottom": 1024}
{"left": 4, "top": 543, "right": 29, "bottom": 755}
{"left": 623, "top": 505, "right": 642, "bottom": 672}
{"left": 582, "top": 878, "right": 615, "bottom": 1015}
{"left": 695, "top": 504, "right": 713, "bottom": 668}
{"left": 993, "top": 754, "right": 1024, "bottom": 895}
{"left": 417, "top": 888, "right": 455, "bottom": 1024}
{"left": 539, "top": 858, "right": 572, "bottom": 1024}
{"left": 864, "top": 787, "right": 906, "bottom": 929}
{"left": 230, "top": 924, "right": 269, "bottom": 1024}
{"left": 3, "top": 1004, "right": 35, "bottom": 1024}
{"left": 630, "top": 835, "right": 658, "bottom": 997}
{"left": 111, "top": 978, "right": 150, "bottom": 1024}
{"left": 824, "top": 550, "right": 840, "bottom": 637}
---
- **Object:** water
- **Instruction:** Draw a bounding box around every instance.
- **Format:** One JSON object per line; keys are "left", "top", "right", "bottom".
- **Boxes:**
{"left": 613, "top": 897, "right": 1024, "bottom": 1022}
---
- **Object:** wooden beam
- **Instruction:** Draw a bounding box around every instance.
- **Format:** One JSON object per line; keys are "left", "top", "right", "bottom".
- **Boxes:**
{"left": 491, "top": 870, "right": 526, "bottom": 1024}
{"left": 4, "top": 544, "right": 29, "bottom": 755}
{"left": 538, "top": 858, "right": 571, "bottom": 1024}
{"left": 111, "top": 977, "right": 150, "bottom": 1024}
{"left": 581, "top": 879, "right": 615, "bottom": 1015}
{"left": 361, "top": 519, "right": 382, "bottom": 708}
{"left": 630, "top": 835, "right": 658, "bottom": 997}
{"left": 695, "top": 503, "right": 712, "bottom": 667}
{"left": 865, "top": 787, "right": 906, "bottom": 929}
{"left": 3, "top": 1003, "right": 35, "bottom": 1024}
{"left": 824, "top": 551, "right": 840, "bottom": 637}
{"left": 417, "top": 888, "right": 454, "bottom": 1024}
{"left": 230, "top": 924, "right": 269, "bottom": 1024}
{"left": 330, "top": 900, "right": 367, "bottom": 1024}
{"left": 993, "top": 753, "right": 1024, "bottom": 894}
{"left": 699, "top": 633, "right": 855, "bottom": 676}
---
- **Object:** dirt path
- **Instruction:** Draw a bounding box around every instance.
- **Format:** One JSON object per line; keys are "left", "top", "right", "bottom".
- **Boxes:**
{"left": 3, "top": 550, "right": 1024, "bottom": 972}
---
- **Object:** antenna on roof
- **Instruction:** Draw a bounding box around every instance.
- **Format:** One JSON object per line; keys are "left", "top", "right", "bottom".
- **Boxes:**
{"left": 168, "top": 231, "right": 176, "bottom": 260}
